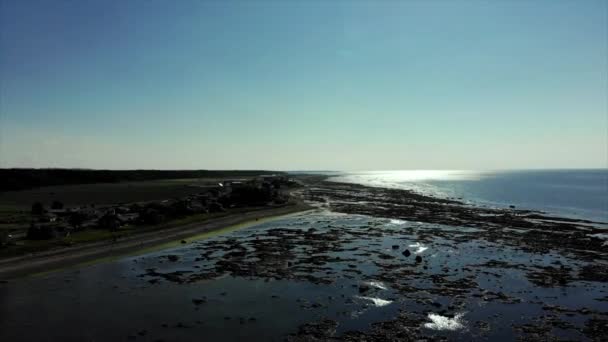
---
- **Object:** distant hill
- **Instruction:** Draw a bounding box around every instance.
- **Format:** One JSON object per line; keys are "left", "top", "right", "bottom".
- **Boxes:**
{"left": 0, "top": 169, "right": 283, "bottom": 192}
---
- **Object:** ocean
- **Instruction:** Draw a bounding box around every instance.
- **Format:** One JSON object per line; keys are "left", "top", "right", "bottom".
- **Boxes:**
{"left": 328, "top": 169, "right": 608, "bottom": 222}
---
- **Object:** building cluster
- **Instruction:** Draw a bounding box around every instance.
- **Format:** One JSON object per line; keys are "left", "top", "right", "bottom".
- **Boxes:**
{"left": 23, "top": 175, "right": 298, "bottom": 241}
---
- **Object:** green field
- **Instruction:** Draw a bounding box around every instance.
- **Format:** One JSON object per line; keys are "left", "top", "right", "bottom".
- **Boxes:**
{"left": 0, "top": 178, "right": 246, "bottom": 209}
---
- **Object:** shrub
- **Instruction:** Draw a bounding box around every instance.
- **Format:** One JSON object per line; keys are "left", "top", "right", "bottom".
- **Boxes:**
{"left": 31, "top": 202, "right": 45, "bottom": 215}
{"left": 27, "top": 223, "right": 57, "bottom": 240}
{"left": 51, "top": 200, "right": 64, "bottom": 210}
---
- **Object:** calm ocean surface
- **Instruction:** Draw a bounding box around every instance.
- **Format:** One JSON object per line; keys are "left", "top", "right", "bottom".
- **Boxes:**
{"left": 328, "top": 169, "right": 608, "bottom": 222}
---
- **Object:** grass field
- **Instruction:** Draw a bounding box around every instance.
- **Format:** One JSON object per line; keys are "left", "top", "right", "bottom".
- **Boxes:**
{"left": 0, "top": 178, "right": 245, "bottom": 209}
{"left": 0, "top": 205, "right": 30, "bottom": 235}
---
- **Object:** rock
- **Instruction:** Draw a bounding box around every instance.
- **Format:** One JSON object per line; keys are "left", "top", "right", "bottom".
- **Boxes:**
{"left": 392, "top": 245, "right": 399, "bottom": 249}
{"left": 358, "top": 284, "right": 371, "bottom": 293}
{"left": 167, "top": 255, "right": 179, "bottom": 262}
{"left": 181, "top": 240, "right": 187, "bottom": 244}
{"left": 415, "top": 255, "right": 422, "bottom": 263}
{"left": 287, "top": 319, "right": 338, "bottom": 340}
{"left": 402, "top": 249, "right": 411, "bottom": 257}
{"left": 192, "top": 298, "right": 206, "bottom": 305}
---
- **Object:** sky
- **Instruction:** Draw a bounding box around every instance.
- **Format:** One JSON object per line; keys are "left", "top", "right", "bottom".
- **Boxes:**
{"left": 0, "top": 0, "right": 606, "bottom": 171}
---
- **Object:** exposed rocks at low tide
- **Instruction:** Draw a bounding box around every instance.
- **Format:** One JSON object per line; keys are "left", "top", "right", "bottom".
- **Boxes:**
{"left": 302, "top": 181, "right": 608, "bottom": 262}
{"left": 132, "top": 178, "right": 608, "bottom": 340}
{"left": 5, "top": 179, "right": 606, "bottom": 341}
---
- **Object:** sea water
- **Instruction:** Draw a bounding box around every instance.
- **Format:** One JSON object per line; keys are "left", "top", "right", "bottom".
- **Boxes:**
{"left": 329, "top": 169, "right": 608, "bottom": 222}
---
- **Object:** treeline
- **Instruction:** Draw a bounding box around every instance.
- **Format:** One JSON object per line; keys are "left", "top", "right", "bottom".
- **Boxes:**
{"left": 0, "top": 168, "right": 283, "bottom": 192}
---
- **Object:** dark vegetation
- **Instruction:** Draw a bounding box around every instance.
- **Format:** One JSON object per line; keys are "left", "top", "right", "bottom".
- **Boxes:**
{"left": 1, "top": 175, "right": 300, "bottom": 255}
{"left": 0, "top": 168, "right": 283, "bottom": 192}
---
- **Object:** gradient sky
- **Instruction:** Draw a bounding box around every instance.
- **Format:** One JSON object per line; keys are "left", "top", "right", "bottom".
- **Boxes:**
{"left": 1, "top": 0, "right": 606, "bottom": 170}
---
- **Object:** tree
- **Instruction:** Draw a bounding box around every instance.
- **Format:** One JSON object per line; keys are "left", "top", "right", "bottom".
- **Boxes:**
{"left": 51, "top": 200, "right": 64, "bottom": 210}
{"left": 31, "top": 202, "right": 45, "bottom": 215}
{"left": 27, "top": 223, "right": 56, "bottom": 240}
{"left": 68, "top": 212, "right": 87, "bottom": 231}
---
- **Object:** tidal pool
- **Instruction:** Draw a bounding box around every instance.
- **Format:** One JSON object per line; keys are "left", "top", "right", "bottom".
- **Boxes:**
{"left": 1, "top": 211, "right": 606, "bottom": 341}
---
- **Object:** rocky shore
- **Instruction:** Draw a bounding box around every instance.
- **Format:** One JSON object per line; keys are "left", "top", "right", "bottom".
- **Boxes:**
{"left": 302, "top": 181, "right": 608, "bottom": 263}
{"left": 1, "top": 178, "right": 606, "bottom": 341}
{"left": 126, "top": 179, "right": 608, "bottom": 341}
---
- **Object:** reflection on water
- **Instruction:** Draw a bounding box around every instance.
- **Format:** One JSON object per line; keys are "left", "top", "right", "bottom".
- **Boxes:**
{"left": 408, "top": 242, "right": 428, "bottom": 254}
{"left": 424, "top": 312, "right": 466, "bottom": 331}
{"left": 388, "top": 218, "right": 407, "bottom": 225}
{"left": 362, "top": 280, "right": 388, "bottom": 291}
{"left": 332, "top": 170, "right": 484, "bottom": 183}
{"left": 329, "top": 170, "right": 483, "bottom": 199}
{"left": 355, "top": 296, "right": 393, "bottom": 307}
{"left": 329, "top": 169, "right": 608, "bottom": 222}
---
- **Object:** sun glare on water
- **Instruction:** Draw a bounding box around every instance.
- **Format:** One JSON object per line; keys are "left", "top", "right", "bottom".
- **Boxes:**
{"left": 328, "top": 170, "right": 486, "bottom": 195}
{"left": 357, "top": 170, "right": 484, "bottom": 182}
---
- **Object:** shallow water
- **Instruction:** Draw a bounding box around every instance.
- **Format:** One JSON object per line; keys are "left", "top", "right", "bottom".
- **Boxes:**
{"left": 0, "top": 211, "right": 606, "bottom": 341}
{"left": 329, "top": 169, "right": 608, "bottom": 222}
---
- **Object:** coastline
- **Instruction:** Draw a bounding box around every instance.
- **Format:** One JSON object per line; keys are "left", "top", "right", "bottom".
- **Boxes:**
{"left": 0, "top": 202, "right": 312, "bottom": 280}
{"left": 326, "top": 169, "right": 608, "bottom": 223}
{"left": 1, "top": 179, "right": 607, "bottom": 341}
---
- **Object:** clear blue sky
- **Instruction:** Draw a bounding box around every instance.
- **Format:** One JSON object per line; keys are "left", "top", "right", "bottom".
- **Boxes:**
{"left": 1, "top": 0, "right": 606, "bottom": 170}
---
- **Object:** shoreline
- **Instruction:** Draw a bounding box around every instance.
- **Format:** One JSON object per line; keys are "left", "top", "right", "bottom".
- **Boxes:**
{"left": 325, "top": 172, "right": 608, "bottom": 224}
{"left": 0, "top": 202, "right": 312, "bottom": 280}
{"left": 1, "top": 179, "right": 607, "bottom": 341}
{"left": 303, "top": 180, "right": 608, "bottom": 261}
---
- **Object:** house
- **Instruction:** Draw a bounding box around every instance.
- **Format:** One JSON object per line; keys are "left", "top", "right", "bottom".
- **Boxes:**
{"left": 39, "top": 213, "right": 58, "bottom": 223}
{"left": 48, "top": 208, "right": 70, "bottom": 216}
{"left": 0, "top": 230, "right": 9, "bottom": 246}
{"left": 97, "top": 213, "right": 121, "bottom": 231}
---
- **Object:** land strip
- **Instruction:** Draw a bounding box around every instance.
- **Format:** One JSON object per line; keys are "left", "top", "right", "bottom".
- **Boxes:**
{"left": 0, "top": 202, "right": 310, "bottom": 280}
